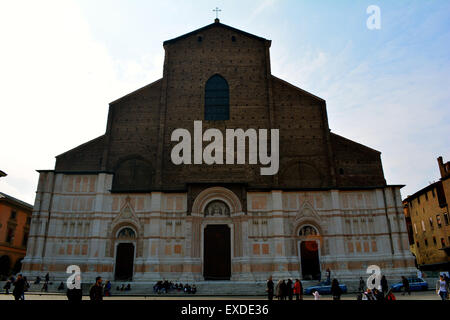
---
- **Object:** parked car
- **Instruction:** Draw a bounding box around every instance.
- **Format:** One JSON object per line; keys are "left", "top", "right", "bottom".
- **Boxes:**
{"left": 391, "top": 277, "right": 428, "bottom": 292}
{"left": 304, "top": 281, "right": 348, "bottom": 295}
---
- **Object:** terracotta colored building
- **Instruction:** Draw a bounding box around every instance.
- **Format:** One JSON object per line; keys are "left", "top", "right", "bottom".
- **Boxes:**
{"left": 22, "top": 19, "right": 416, "bottom": 287}
{"left": 0, "top": 192, "right": 33, "bottom": 279}
{"left": 403, "top": 157, "right": 450, "bottom": 271}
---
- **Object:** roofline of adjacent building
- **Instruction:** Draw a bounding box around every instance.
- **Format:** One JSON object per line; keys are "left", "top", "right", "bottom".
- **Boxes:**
{"left": 403, "top": 180, "right": 441, "bottom": 203}
{"left": 0, "top": 192, "right": 33, "bottom": 211}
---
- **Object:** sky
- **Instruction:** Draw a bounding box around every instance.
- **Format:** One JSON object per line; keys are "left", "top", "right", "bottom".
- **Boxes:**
{"left": 0, "top": 0, "right": 449, "bottom": 205}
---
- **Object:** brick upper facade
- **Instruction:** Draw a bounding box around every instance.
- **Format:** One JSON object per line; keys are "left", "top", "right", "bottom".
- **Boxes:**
{"left": 54, "top": 20, "right": 386, "bottom": 194}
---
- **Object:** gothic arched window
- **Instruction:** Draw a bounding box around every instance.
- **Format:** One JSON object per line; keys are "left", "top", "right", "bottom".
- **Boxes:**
{"left": 205, "top": 74, "right": 229, "bottom": 121}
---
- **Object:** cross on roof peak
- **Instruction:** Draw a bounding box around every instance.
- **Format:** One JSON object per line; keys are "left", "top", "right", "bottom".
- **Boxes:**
{"left": 213, "top": 7, "right": 221, "bottom": 22}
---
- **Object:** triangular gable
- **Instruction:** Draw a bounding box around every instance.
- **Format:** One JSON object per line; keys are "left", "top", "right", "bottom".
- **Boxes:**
{"left": 163, "top": 21, "right": 269, "bottom": 45}
{"left": 295, "top": 201, "right": 321, "bottom": 224}
{"left": 111, "top": 196, "right": 142, "bottom": 230}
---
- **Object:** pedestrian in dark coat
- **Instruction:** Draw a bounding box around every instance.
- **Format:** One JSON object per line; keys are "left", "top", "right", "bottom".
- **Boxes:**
{"left": 287, "top": 279, "right": 293, "bottom": 300}
{"left": 3, "top": 280, "right": 11, "bottom": 294}
{"left": 67, "top": 287, "right": 83, "bottom": 301}
{"left": 89, "top": 276, "right": 103, "bottom": 301}
{"left": 401, "top": 276, "right": 410, "bottom": 296}
{"left": 330, "top": 278, "right": 342, "bottom": 300}
{"left": 12, "top": 274, "right": 25, "bottom": 301}
{"left": 67, "top": 274, "right": 83, "bottom": 301}
{"left": 266, "top": 276, "right": 274, "bottom": 301}
{"left": 280, "top": 280, "right": 288, "bottom": 300}
{"left": 380, "top": 275, "right": 388, "bottom": 295}
{"left": 358, "top": 277, "right": 365, "bottom": 292}
{"left": 325, "top": 268, "right": 331, "bottom": 284}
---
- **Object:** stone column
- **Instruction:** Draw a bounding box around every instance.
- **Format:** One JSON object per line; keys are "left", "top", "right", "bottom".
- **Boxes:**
{"left": 270, "top": 190, "right": 290, "bottom": 279}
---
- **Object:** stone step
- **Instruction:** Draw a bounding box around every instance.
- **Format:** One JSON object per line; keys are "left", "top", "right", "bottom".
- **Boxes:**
{"left": 1, "top": 280, "right": 320, "bottom": 296}
{"left": 5, "top": 278, "right": 412, "bottom": 296}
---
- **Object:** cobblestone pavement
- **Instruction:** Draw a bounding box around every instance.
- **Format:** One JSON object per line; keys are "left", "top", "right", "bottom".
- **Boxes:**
{"left": 0, "top": 290, "right": 443, "bottom": 300}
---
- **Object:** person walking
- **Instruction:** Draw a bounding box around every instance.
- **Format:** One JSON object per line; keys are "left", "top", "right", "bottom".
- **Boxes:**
{"left": 3, "top": 279, "right": 11, "bottom": 294}
{"left": 89, "top": 276, "right": 104, "bottom": 301}
{"left": 67, "top": 285, "right": 83, "bottom": 302}
{"left": 12, "top": 274, "right": 26, "bottom": 301}
{"left": 436, "top": 275, "right": 449, "bottom": 301}
{"left": 22, "top": 276, "right": 29, "bottom": 300}
{"left": 287, "top": 279, "right": 293, "bottom": 300}
{"left": 331, "top": 278, "right": 342, "bottom": 300}
{"left": 325, "top": 268, "right": 331, "bottom": 284}
{"left": 104, "top": 280, "right": 112, "bottom": 297}
{"left": 444, "top": 274, "right": 450, "bottom": 291}
{"left": 358, "top": 277, "right": 365, "bottom": 293}
{"left": 380, "top": 275, "right": 388, "bottom": 296}
{"left": 67, "top": 273, "right": 82, "bottom": 302}
{"left": 266, "top": 276, "right": 274, "bottom": 301}
{"left": 401, "top": 276, "right": 410, "bottom": 296}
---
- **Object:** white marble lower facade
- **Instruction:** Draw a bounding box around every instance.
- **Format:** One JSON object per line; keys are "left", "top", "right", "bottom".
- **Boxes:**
{"left": 22, "top": 172, "right": 417, "bottom": 283}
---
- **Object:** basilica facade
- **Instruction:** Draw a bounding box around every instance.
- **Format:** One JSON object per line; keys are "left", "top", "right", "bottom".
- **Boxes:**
{"left": 22, "top": 19, "right": 416, "bottom": 284}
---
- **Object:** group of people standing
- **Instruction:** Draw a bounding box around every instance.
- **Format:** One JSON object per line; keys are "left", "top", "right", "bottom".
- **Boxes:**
{"left": 358, "top": 274, "right": 397, "bottom": 301}
{"left": 153, "top": 280, "right": 197, "bottom": 294}
{"left": 266, "top": 277, "right": 304, "bottom": 301}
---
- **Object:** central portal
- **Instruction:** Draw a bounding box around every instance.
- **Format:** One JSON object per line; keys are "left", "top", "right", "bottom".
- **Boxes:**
{"left": 300, "top": 241, "right": 321, "bottom": 280}
{"left": 203, "top": 224, "right": 231, "bottom": 280}
{"left": 114, "top": 243, "right": 135, "bottom": 281}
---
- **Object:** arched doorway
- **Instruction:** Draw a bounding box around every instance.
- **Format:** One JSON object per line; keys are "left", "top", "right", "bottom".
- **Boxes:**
{"left": 204, "top": 224, "right": 231, "bottom": 280}
{"left": 114, "top": 227, "right": 136, "bottom": 281}
{"left": 0, "top": 255, "right": 11, "bottom": 279}
{"left": 298, "top": 225, "right": 321, "bottom": 281}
